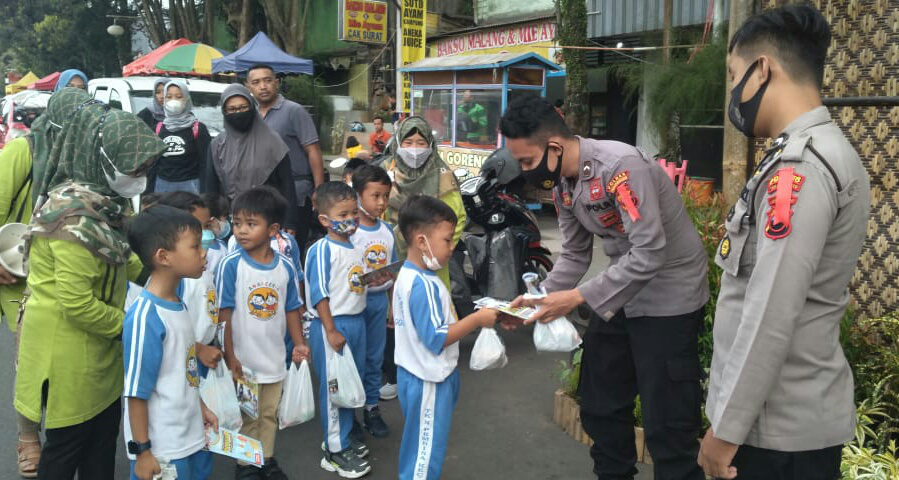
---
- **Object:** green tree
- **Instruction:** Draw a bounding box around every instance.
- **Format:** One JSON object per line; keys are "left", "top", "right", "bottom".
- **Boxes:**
{"left": 556, "top": 0, "right": 588, "bottom": 136}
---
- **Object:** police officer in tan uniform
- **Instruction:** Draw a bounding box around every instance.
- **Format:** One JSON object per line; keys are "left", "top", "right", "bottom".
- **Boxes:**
{"left": 502, "top": 96, "right": 709, "bottom": 479}
{"left": 698, "top": 6, "right": 870, "bottom": 480}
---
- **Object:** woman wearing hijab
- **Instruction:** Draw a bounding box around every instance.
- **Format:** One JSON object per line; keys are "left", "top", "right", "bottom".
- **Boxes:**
{"left": 53, "top": 69, "right": 88, "bottom": 91}
{"left": 136, "top": 78, "right": 167, "bottom": 129}
{"left": 0, "top": 86, "right": 92, "bottom": 478}
{"left": 148, "top": 80, "right": 211, "bottom": 194}
{"left": 206, "top": 84, "right": 300, "bottom": 232}
{"left": 14, "top": 94, "right": 164, "bottom": 479}
{"left": 381, "top": 116, "right": 466, "bottom": 399}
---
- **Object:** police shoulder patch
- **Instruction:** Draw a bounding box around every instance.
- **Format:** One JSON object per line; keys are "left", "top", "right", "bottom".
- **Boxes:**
{"left": 719, "top": 235, "right": 731, "bottom": 259}
{"left": 606, "top": 171, "right": 630, "bottom": 193}
{"left": 764, "top": 167, "right": 804, "bottom": 240}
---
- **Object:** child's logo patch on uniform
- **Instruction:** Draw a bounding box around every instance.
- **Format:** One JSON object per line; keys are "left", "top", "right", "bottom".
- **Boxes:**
{"left": 561, "top": 191, "right": 572, "bottom": 207}
{"left": 719, "top": 235, "right": 731, "bottom": 259}
{"left": 206, "top": 289, "right": 219, "bottom": 324}
{"left": 348, "top": 265, "right": 365, "bottom": 295}
{"left": 186, "top": 344, "right": 200, "bottom": 388}
{"left": 764, "top": 167, "right": 803, "bottom": 240}
{"left": 363, "top": 244, "right": 389, "bottom": 269}
{"left": 247, "top": 287, "right": 279, "bottom": 319}
{"left": 606, "top": 171, "right": 630, "bottom": 193}
{"left": 589, "top": 179, "right": 604, "bottom": 200}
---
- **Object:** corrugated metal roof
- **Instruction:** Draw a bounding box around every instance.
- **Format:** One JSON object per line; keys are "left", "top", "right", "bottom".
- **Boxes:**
{"left": 587, "top": 0, "right": 730, "bottom": 38}
{"left": 400, "top": 52, "right": 562, "bottom": 72}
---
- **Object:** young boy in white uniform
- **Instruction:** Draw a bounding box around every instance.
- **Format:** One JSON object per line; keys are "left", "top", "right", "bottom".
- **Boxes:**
{"left": 123, "top": 205, "right": 218, "bottom": 480}
{"left": 393, "top": 195, "right": 499, "bottom": 480}
{"left": 305, "top": 182, "right": 372, "bottom": 478}
{"left": 350, "top": 165, "right": 397, "bottom": 439}
{"left": 218, "top": 187, "right": 309, "bottom": 480}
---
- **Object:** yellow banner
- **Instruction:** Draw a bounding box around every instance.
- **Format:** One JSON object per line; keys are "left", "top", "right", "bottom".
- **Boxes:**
{"left": 437, "top": 146, "right": 492, "bottom": 180}
{"left": 399, "top": 0, "right": 427, "bottom": 113}
{"left": 340, "top": 0, "right": 388, "bottom": 44}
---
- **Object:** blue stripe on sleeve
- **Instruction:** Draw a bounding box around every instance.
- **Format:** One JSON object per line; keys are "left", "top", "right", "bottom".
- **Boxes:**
{"left": 215, "top": 253, "right": 240, "bottom": 310}
{"left": 283, "top": 255, "right": 304, "bottom": 312}
{"left": 305, "top": 240, "right": 331, "bottom": 308}
{"left": 408, "top": 275, "right": 448, "bottom": 355}
{"left": 123, "top": 297, "right": 166, "bottom": 399}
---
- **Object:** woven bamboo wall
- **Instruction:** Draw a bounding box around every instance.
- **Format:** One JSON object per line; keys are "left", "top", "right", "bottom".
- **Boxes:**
{"left": 754, "top": 0, "right": 899, "bottom": 319}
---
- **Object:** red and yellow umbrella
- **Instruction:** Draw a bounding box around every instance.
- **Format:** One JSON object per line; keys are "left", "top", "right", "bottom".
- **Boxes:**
{"left": 154, "top": 43, "right": 229, "bottom": 76}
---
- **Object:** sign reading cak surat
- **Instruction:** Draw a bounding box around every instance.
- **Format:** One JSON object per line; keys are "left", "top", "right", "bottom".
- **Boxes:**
{"left": 433, "top": 21, "right": 560, "bottom": 63}
{"left": 339, "top": 0, "right": 388, "bottom": 44}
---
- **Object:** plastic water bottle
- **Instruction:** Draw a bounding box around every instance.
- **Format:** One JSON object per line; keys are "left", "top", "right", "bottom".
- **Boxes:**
{"left": 522, "top": 272, "right": 546, "bottom": 297}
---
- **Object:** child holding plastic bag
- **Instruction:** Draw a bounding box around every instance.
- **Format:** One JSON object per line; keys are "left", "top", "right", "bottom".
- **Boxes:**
{"left": 304, "top": 182, "right": 373, "bottom": 478}
{"left": 278, "top": 360, "right": 315, "bottom": 429}
{"left": 393, "top": 196, "right": 500, "bottom": 480}
{"left": 123, "top": 206, "right": 218, "bottom": 480}
{"left": 217, "top": 188, "right": 309, "bottom": 480}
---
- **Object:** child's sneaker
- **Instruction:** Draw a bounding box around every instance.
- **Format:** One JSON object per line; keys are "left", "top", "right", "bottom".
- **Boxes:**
{"left": 321, "top": 448, "right": 372, "bottom": 478}
{"left": 363, "top": 406, "right": 390, "bottom": 438}
{"left": 261, "top": 457, "right": 288, "bottom": 480}
{"left": 379, "top": 382, "right": 398, "bottom": 400}
{"left": 321, "top": 439, "right": 369, "bottom": 458}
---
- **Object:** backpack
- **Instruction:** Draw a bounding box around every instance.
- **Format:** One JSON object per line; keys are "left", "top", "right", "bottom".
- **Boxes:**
{"left": 156, "top": 121, "right": 200, "bottom": 139}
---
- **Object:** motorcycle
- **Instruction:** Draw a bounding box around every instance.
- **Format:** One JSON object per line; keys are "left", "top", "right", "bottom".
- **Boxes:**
{"left": 450, "top": 148, "right": 554, "bottom": 317}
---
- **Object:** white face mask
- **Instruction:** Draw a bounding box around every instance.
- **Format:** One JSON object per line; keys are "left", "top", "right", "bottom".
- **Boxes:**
{"left": 101, "top": 146, "right": 146, "bottom": 198}
{"left": 420, "top": 235, "right": 441, "bottom": 271}
{"left": 397, "top": 147, "right": 432, "bottom": 169}
{"left": 164, "top": 99, "right": 186, "bottom": 116}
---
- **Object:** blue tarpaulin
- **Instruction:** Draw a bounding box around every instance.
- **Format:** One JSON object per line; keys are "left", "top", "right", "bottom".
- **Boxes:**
{"left": 212, "top": 32, "right": 314, "bottom": 75}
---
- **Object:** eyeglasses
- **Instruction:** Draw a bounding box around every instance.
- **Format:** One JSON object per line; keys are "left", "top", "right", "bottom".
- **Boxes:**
{"left": 224, "top": 105, "right": 251, "bottom": 114}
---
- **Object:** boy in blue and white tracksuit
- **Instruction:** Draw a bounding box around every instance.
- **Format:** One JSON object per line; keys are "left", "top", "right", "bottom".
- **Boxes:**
{"left": 393, "top": 195, "right": 499, "bottom": 480}
{"left": 123, "top": 206, "right": 215, "bottom": 480}
{"left": 305, "top": 182, "right": 372, "bottom": 478}
{"left": 350, "top": 163, "right": 399, "bottom": 438}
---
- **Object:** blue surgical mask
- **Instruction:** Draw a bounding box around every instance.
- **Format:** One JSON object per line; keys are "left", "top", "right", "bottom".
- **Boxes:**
{"left": 215, "top": 218, "right": 231, "bottom": 240}
{"left": 201, "top": 229, "right": 215, "bottom": 249}
{"left": 321, "top": 215, "right": 359, "bottom": 236}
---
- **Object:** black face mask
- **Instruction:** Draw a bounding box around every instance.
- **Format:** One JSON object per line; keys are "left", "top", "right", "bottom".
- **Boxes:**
{"left": 225, "top": 110, "right": 255, "bottom": 133}
{"left": 728, "top": 59, "right": 770, "bottom": 138}
{"left": 522, "top": 144, "right": 563, "bottom": 190}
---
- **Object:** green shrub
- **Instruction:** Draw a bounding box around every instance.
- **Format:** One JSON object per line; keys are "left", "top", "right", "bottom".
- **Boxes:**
{"left": 282, "top": 75, "right": 332, "bottom": 138}
{"left": 842, "top": 379, "right": 899, "bottom": 479}
{"left": 556, "top": 348, "right": 583, "bottom": 399}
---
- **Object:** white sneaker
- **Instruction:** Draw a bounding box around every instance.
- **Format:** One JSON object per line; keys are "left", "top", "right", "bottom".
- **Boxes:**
{"left": 379, "top": 382, "right": 397, "bottom": 401}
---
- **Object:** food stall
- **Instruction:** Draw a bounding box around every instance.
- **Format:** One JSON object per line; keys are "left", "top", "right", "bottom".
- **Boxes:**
{"left": 400, "top": 52, "right": 562, "bottom": 180}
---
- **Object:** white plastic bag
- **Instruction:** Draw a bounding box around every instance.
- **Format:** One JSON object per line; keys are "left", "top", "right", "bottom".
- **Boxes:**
{"left": 325, "top": 337, "right": 366, "bottom": 408}
{"left": 278, "top": 360, "right": 316, "bottom": 429}
{"left": 469, "top": 327, "right": 508, "bottom": 371}
{"left": 199, "top": 363, "right": 243, "bottom": 431}
{"left": 534, "top": 317, "right": 582, "bottom": 352}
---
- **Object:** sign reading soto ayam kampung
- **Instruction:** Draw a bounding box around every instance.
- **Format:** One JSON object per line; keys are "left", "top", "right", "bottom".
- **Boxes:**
{"left": 339, "top": 0, "right": 388, "bottom": 44}
{"left": 435, "top": 21, "right": 556, "bottom": 57}
{"left": 398, "top": 0, "right": 426, "bottom": 113}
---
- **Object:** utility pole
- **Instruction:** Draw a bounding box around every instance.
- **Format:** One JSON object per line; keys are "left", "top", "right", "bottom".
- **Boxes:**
{"left": 721, "top": 0, "right": 755, "bottom": 205}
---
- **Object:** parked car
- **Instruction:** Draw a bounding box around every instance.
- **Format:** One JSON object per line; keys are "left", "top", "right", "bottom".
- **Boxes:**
{"left": 88, "top": 77, "right": 228, "bottom": 135}
{"left": 0, "top": 90, "right": 51, "bottom": 150}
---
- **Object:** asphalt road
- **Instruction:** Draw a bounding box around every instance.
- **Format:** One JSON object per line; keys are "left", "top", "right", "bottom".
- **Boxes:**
{"left": 0, "top": 212, "right": 653, "bottom": 479}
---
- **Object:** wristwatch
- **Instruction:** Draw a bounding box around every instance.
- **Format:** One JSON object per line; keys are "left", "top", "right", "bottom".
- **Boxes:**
{"left": 127, "top": 440, "right": 152, "bottom": 455}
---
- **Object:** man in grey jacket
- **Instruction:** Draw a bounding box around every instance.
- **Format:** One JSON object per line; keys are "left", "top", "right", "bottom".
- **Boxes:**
{"left": 503, "top": 96, "right": 709, "bottom": 479}
{"left": 698, "top": 5, "right": 869, "bottom": 479}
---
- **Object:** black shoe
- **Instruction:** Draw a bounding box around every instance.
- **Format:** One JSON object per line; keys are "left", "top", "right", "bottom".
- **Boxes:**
{"left": 363, "top": 406, "right": 390, "bottom": 438}
{"left": 262, "top": 457, "right": 288, "bottom": 480}
{"left": 351, "top": 417, "right": 365, "bottom": 442}
{"left": 235, "top": 464, "right": 263, "bottom": 480}
{"left": 321, "top": 448, "right": 372, "bottom": 478}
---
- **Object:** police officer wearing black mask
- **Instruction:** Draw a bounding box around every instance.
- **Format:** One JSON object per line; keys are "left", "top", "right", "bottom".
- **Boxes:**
{"left": 503, "top": 96, "right": 709, "bottom": 479}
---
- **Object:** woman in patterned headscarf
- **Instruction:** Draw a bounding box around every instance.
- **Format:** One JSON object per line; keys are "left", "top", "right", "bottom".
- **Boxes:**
{"left": 14, "top": 92, "right": 164, "bottom": 479}
{"left": 0, "top": 87, "right": 91, "bottom": 478}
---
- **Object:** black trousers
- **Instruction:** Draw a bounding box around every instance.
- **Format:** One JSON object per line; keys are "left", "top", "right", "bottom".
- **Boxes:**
{"left": 579, "top": 308, "right": 705, "bottom": 480}
{"left": 38, "top": 398, "right": 121, "bottom": 480}
{"left": 294, "top": 201, "right": 314, "bottom": 262}
{"left": 383, "top": 326, "right": 397, "bottom": 384}
{"left": 730, "top": 444, "right": 842, "bottom": 480}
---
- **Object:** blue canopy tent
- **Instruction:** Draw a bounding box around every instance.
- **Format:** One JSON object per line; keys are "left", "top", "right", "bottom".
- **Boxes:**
{"left": 212, "top": 32, "right": 314, "bottom": 75}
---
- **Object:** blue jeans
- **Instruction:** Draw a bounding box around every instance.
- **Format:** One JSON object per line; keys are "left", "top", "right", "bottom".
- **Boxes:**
{"left": 155, "top": 177, "right": 200, "bottom": 194}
